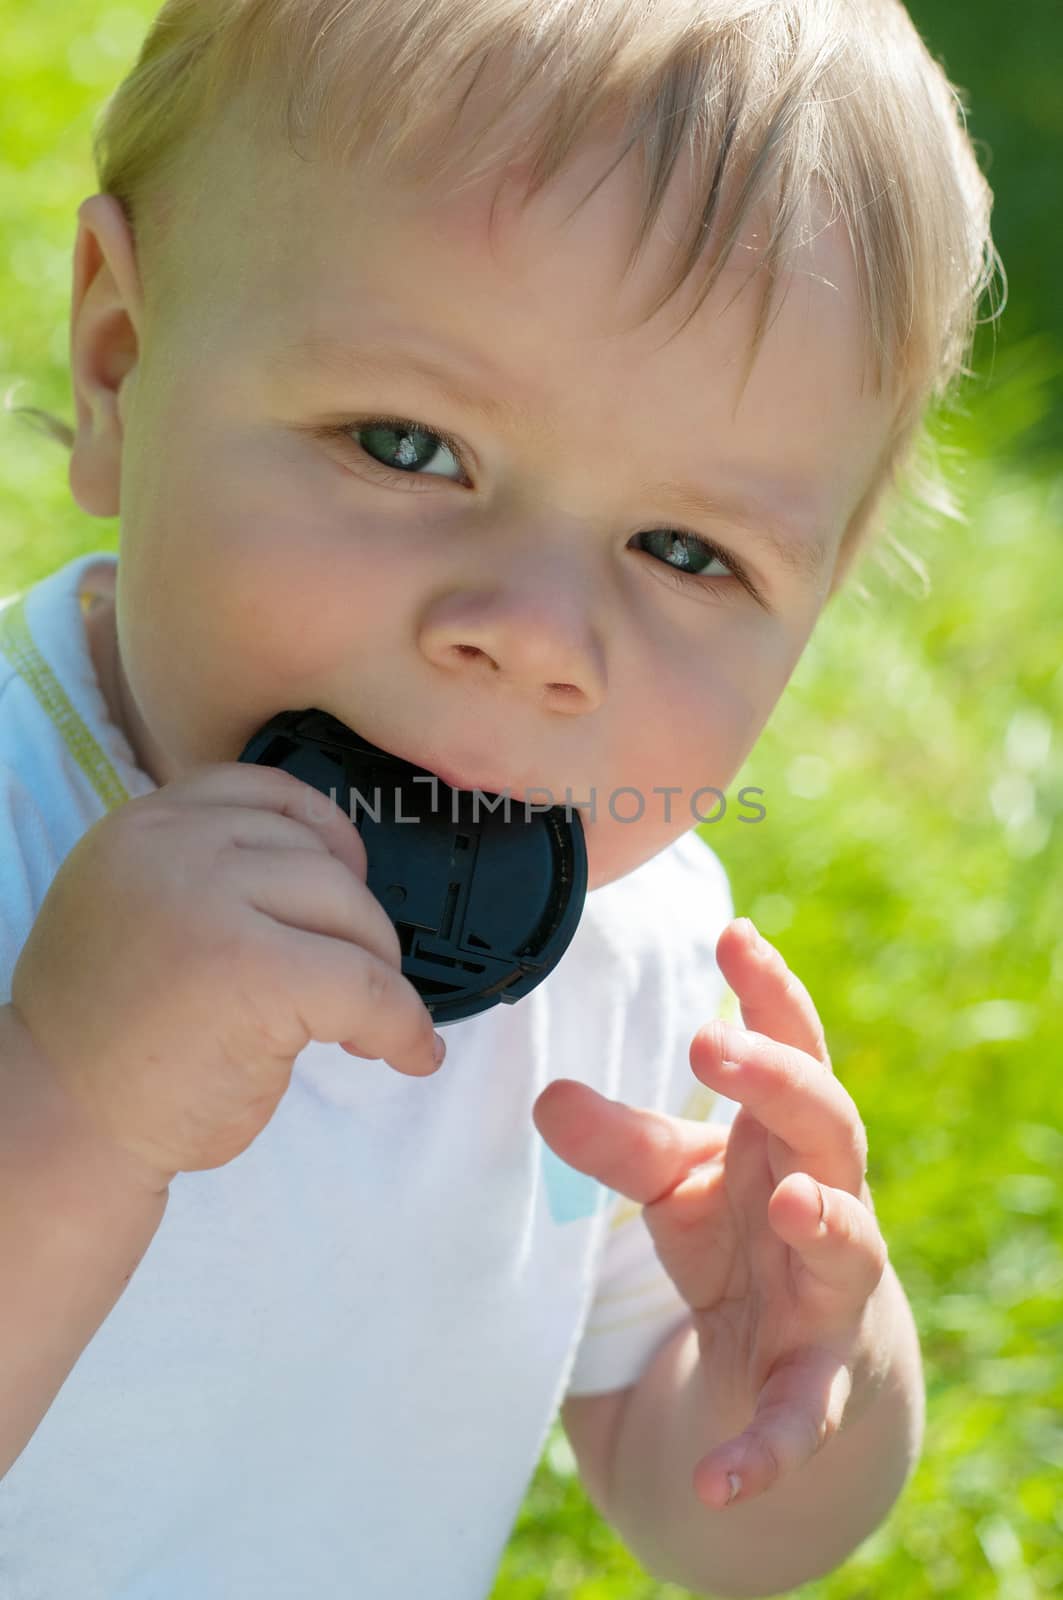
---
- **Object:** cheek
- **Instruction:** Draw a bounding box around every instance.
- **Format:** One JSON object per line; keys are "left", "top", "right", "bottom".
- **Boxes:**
{"left": 139, "top": 427, "right": 413, "bottom": 675}
{"left": 626, "top": 651, "right": 762, "bottom": 782}
{"left": 227, "top": 523, "right": 419, "bottom": 690}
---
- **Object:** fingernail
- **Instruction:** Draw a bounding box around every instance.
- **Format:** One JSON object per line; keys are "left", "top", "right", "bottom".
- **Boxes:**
{"left": 432, "top": 1031, "right": 447, "bottom": 1066}
{"left": 726, "top": 1471, "right": 742, "bottom": 1504}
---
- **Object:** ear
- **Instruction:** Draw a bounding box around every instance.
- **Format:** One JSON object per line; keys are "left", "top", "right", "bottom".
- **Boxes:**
{"left": 68, "top": 193, "right": 144, "bottom": 519}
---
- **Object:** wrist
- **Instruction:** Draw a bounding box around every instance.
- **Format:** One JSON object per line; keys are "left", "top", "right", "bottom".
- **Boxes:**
{"left": 0, "top": 1001, "right": 173, "bottom": 1201}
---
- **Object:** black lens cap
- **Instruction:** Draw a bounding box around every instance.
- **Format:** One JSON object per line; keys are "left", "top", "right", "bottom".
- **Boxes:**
{"left": 237, "top": 709, "right": 588, "bottom": 1025}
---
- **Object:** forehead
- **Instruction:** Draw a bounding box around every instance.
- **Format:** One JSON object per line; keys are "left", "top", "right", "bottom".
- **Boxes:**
{"left": 172, "top": 107, "right": 896, "bottom": 532}
{"left": 184, "top": 88, "right": 857, "bottom": 343}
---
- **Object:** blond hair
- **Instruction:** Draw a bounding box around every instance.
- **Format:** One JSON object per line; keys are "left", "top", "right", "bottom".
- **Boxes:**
{"left": 9, "top": 0, "right": 1003, "bottom": 591}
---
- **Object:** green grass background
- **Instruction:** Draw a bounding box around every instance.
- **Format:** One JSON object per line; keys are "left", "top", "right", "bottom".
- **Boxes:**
{"left": 1, "top": 4, "right": 1060, "bottom": 1596}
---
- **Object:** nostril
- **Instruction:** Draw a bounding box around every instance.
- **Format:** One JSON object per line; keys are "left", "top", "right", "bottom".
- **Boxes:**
{"left": 453, "top": 644, "right": 497, "bottom": 669}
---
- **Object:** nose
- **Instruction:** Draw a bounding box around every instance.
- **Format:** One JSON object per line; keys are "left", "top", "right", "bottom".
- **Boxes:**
{"left": 418, "top": 557, "right": 606, "bottom": 714}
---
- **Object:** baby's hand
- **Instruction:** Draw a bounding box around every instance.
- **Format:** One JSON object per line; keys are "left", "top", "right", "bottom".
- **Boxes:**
{"left": 535, "top": 919, "right": 890, "bottom": 1511}
{"left": 10, "top": 763, "right": 442, "bottom": 1189}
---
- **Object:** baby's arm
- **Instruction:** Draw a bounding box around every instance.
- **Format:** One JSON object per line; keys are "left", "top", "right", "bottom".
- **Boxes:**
{"left": 0, "top": 758, "right": 441, "bottom": 1481}
{"left": 0, "top": 1003, "right": 168, "bottom": 1480}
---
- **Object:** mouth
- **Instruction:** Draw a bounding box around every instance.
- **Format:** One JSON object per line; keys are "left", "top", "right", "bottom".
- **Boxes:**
{"left": 344, "top": 716, "right": 586, "bottom": 810}
{"left": 418, "top": 762, "right": 594, "bottom": 820}
{"left": 412, "top": 755, "right": 538, "bottom": 802}
{"left": 366, "top": 729, "right": 531, "bottom": 801}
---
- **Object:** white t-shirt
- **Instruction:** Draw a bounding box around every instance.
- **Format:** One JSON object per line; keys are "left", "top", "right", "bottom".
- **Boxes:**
{"left": 0, "top": 551, "right": 740, "bottom": 1599}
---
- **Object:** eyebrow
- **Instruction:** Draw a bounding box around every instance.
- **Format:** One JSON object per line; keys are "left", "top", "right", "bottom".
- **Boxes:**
{"left": 270, "top": 334, "right": 831, "bottom": 582}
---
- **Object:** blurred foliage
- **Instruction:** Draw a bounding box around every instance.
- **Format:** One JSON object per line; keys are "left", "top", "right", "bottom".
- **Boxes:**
{"left": 906, "top": 0, "right": 1063, "bottom": 467}
{"left": 1, "top": 3, "right": 1060, "bottom": 1598}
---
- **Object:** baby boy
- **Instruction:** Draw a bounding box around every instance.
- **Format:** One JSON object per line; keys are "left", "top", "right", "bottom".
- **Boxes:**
{"left": 0, "top": 1, "right": 996, "bottom": 1594}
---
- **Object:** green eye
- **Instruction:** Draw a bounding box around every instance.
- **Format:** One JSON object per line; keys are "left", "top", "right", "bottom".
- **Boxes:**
{"left": 351, "top": 417, "right": 467, "bottom": 481}
{"left": 636, "top": 529, "right": 734, "bottom": 581}
{"left": 318, "top": 414, "right": 758, "bottom": 601}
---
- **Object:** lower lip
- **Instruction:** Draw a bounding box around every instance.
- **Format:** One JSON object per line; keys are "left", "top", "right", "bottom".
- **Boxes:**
{"left": 429, "top": 764, "right": 522, "bottom": 797}
{"left": 384, "top": 743, "right": 515, "bottom": 796}
{"left": 366, "top": 728, "right": 538, "bottom": 799}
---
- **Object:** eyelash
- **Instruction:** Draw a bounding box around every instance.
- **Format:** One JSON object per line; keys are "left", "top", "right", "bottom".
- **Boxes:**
{"left": 312, "top": 414, "right": 760, "bottom": 602}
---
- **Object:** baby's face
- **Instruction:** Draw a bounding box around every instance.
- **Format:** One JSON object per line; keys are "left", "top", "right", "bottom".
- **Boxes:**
{"left": 72, "top": 119, "right": 895, "bottom": 891}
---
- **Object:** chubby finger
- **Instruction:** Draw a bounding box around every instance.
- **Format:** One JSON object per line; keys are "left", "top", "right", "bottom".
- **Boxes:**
{"left": 532, "top": 1079, "right": 730, "bottom": 1206}
{"left": 714, "top": 919, "right": 832, "bottom": 1069}
{"left": 768, "top": 1175, "right": 888, "bottom": 1304}
{"left": 690, "top": 1021, "right": 868, "bottom": 1197}
{"left": 694, "top": 1347, "right": 853, "bottom": 1509}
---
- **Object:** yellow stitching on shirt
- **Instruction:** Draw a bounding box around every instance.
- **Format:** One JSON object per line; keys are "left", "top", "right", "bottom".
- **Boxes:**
{"left": 584, "top": 1272, "right": 678, "bottom": 1308}
{"left": 581, "top": 1297, "right": 687, "bottom": 1336}
{"left": 0, "top": 592, "right": 131, "bottom": 814}
{"left": 605, "top": 1085, "right": 721, "bottom": 1233}
{"left": 604, "top": 986, "right": 737, "bottom": 1234}
{"left": 679, "top": 1083, "right": 718, "bottom": 1122}
{"left": 717, "top": 984, "right": 740, "bottom": 1024}
{"left": 608, "top": 1197, "right": 643, "bottom": 1232}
